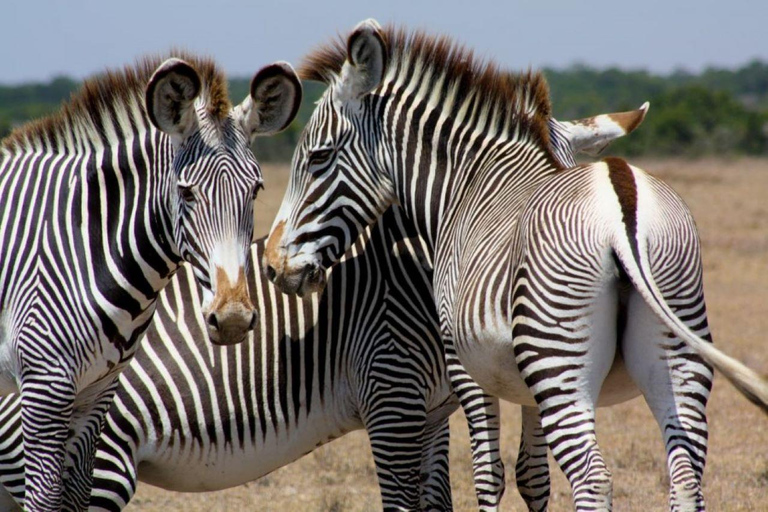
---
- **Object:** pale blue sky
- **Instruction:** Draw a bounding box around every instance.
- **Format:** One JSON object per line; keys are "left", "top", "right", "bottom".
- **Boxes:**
{"left": 1, "top": 0, "right": 764, "bottom": 83}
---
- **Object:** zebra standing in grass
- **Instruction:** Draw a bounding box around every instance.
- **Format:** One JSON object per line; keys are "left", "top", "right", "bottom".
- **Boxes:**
{"left": 264, "top": 20, "right": 768, "bottom": 511}
{"left": 0, "top": 104, "right": 643, "bottom": 511}
{"left": 0, "top": 54, "right": 301, "bottom": 511}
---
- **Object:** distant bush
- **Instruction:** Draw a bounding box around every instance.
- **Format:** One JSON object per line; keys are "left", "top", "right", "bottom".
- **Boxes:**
{"left": 2, "top": 63, "right": 768, "bottom": 160}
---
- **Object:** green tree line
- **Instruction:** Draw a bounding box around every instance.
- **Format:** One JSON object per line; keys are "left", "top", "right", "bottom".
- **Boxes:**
{"left": 2, "top": 61, "right": 767, "bottom": 160}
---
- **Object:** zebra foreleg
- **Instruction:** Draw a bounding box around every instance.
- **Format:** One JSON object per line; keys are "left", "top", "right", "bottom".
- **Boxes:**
{"left": 444, "top": 343, "right": 505, "bottom": 511}
{"left": 364, "top": 406, "right": 426, "bottom": 511}
{"left": 62, "top": 378, "right": 121, "bottom": 512}
{"left": 0, "top": 396, "right": 25, "bottom": 509}
{"left": 419, "top": 416, "right": 452, "bottom": 511}
{"left": 89, "top": 409, "right": 142, "bottom": 511}
{"left": 515, "top": 406, "right": 549, "bottom": 512}
{"left": 19, "top": 372, "right": 75, "bottom": 512}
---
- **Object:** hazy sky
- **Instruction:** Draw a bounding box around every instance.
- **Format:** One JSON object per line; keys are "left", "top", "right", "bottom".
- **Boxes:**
{"left": 1, "top": 0, "right": 764, "bottom": 84}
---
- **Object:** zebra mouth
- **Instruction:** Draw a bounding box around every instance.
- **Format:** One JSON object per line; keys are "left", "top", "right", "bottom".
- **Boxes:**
{"left": 296, "top": 263, "right": 326, "bottom": 297}
{"left": 271, "top": 261, "right": 325, "bottom": 297}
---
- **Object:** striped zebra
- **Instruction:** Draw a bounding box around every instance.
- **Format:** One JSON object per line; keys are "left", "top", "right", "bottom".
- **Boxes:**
{"left": 264, "top": 20, "right": 768, "bottom": 511}
{"left": 0, "top": 106, "right": 644, "bottom": 512}
{"left": 0, "top": 209, "right": 455, "bottom": 512}
{"left": 0, "top": 54, "right": 301, "bottom": 510}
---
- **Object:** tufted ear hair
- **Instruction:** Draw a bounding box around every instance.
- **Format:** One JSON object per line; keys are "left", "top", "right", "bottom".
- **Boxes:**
{"left": 146, "top": 58, "right": 202, "bottom": 147}
{"left": 336, "top": 19, "right": 387, "bottom": 102}
{"left": 557, "top": 102, "right": 650, "bottom": 156}
{"left": 237, "top": 61, "right": 302, "bottom": 141}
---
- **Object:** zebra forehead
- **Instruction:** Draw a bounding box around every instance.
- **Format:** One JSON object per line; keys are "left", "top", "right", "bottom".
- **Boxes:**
{"left": 3, "top": 50, "right": 231, "bottom": 151}
{"left": 298, "top": 24, "right": 553, "bottom": 152}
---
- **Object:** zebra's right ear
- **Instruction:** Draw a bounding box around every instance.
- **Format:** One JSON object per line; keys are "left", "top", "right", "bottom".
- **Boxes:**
{"left": 337, "top": 19, "right": 387, "bottom": 102}
{"left": 146, "top": 58, "right": 202, "bottom": 147}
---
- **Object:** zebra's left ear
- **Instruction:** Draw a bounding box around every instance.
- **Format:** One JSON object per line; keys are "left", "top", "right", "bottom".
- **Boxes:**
{"left": 237, "top": 62, "right": 303, "bottom": 141}
{"left": 337, "top": 19, "right": 387, "bottom": 101}
{"left": 557, "top": 102, "right": 650, "bottom": 156}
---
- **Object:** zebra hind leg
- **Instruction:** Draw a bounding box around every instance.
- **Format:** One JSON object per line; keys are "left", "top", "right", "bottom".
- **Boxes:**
{"left": 622, "top": 291, "right": 711, "bottom": 511}
{"left": 444, "top": 343, "right": 505, "bottom": 512}
{"left": 515, "top": 406, "right": 549, "bottom": 512}
{"left": 512, "top": 260, "right": 620, "bottom": 510}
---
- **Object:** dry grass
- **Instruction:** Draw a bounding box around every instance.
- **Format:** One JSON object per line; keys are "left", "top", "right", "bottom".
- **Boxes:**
{"left": 130, "top": 158, "right": 768, "bottom": 511}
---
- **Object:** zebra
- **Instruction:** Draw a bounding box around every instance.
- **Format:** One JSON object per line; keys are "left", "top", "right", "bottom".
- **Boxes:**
{"left": 0, "top": 53, "right": 301, "bottom": 510}
{"left": 0, "top": 102, "right": 645, "bottom": 511}
{"left": 263, "top": 20, "right": 768, "bottom": 511}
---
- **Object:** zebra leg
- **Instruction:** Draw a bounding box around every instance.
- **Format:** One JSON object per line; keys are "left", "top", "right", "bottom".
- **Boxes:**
{"left": 62, "top": 378, "right": 121, "bottom": 512}
{"left": 513, "top": 268, "right": 619, "bottom": 511}
{"left": 88, "top": 406, "right": 142, "bottom": 511}
{"left": 515, "top": 406, "right": 549, "bottom": 512}
{"left": 444, "top": 342, "right": 505, "bottom": 511}
{"left": 622, "top": 292, "right": 711, "bottom": 511}
{"left": 19, "top": 372, "right": 75, "bottom": 511}
{"left": 419, "top": 416, "right": 452, "bottom": 511}
{"left": 0, "top": 396, "right": 25, "bottom": 509}
{"left": 364, "top": 402, "right": 426, "bottom": 511}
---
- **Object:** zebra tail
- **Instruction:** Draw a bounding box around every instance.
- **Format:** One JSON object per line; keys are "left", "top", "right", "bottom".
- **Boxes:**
{"left": 606, "top": 160, "right": 768, "bottom": 415}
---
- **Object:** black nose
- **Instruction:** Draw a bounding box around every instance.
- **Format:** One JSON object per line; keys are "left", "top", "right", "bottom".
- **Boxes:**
{"left": 247, "top": 311, "right": 257, "bottom": 331}
{"left": 266, "top": 265, "right": 277, "bottom": 281}
{"left": 207, "top": 313, "right": 219, "bottom": 331}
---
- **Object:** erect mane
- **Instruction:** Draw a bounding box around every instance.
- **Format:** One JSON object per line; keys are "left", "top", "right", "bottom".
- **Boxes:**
{"left": 299, "top": 25, "right": 555, "bottom": 157}
{"left": 2, "top": 50, "right": 231, "bottom": 152}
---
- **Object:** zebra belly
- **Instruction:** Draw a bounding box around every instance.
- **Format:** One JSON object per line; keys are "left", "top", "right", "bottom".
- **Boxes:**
{"left": 133, "top": 414, "right": 361, "bottom": 492}
{"left": 455, "top": 325, "right": 640, "bottom": 407}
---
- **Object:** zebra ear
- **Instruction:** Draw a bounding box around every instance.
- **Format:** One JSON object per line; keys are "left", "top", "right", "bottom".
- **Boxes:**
{"left": 337, "top": 19, "right": 387, "bottom": 101}
{"left": 237, "top": 61, "right": 302, "bottom": 140}
{"left": 557, "top": 102, "right": 650, "bottom": 156}
{"left": 146, "top": 58, "right": 202, "bottom": 147}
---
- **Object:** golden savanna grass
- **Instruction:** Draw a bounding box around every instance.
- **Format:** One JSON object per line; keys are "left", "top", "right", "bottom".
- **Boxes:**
{"left": 129, "top": 158, "right": 768, "bottom": 511}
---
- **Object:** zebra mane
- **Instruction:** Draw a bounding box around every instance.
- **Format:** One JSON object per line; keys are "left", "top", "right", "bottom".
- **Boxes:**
{"left": 299, "top": 25, "right": 555, "bottom": 154}
{"left": 2, "top": 50, "right": 231, "bottom": 152}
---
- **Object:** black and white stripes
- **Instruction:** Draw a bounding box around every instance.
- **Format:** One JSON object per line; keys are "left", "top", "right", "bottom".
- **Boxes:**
{"left": 0, "top": 208, "right": 455, "bottom": 511}
{"left": 266, "top": 20, "right": 768, "bottom": 511}
{"left": 0, "top": 54, "right": 300, "bottom": 511}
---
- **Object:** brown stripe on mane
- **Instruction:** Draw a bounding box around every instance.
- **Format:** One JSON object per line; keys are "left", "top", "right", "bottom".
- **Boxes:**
{"left": 2, "top": 50, "right": 231, "bottom": 151}
{"left": 298, "top": 25, "right": 556, "bottom": 164}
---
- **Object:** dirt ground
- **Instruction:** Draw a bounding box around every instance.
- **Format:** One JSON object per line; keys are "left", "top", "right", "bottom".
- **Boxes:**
{"left": 128, "top": 158, "right": 768, "bottom": 511}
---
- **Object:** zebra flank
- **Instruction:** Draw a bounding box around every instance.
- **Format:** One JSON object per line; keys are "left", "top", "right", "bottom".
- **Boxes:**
{"left": 0, "top": 53, "right": 300, "bottom": 510}
{"left": 266, "top": 19, "right": 767, "bottom": 510}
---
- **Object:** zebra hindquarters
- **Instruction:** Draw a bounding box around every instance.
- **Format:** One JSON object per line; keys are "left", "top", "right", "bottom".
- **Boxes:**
{"left": 619, "top": 222, "right": 711, "bottom": 511}
{"left": 511, "top": 200, "right": 622, "bottom": 510}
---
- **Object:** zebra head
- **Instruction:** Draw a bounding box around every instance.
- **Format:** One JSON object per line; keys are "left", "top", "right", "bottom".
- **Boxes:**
{"left": 264, "top": 20, "right": 648, "bottom": 297}
{"left": 263, "top": 20, "right": 394, "bottom": 296}
{"left": 146, "top": 59, "right": 302, "bottom": 344}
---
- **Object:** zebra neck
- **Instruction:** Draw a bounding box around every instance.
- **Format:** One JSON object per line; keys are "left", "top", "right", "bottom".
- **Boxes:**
{"left": 78, "top": 129, "right": 183, "bottom": 348}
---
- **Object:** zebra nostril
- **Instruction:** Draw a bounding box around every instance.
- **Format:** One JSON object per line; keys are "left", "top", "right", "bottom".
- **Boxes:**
{"left": 247, "top": 312, "right": 257, "bottom": 331}
{"left": 266, "top": 265, "right": 277, "bottom": 281}
{"left": 207, "top": 313, "right": 219, "bottom": 331}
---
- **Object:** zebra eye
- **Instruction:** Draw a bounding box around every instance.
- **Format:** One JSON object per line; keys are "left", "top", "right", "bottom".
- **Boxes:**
{"left": 178, "top": 183, "right": 198, "bottom": 204}
{"left": 307, "top": 148, "right": 335, "bottom": 176}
